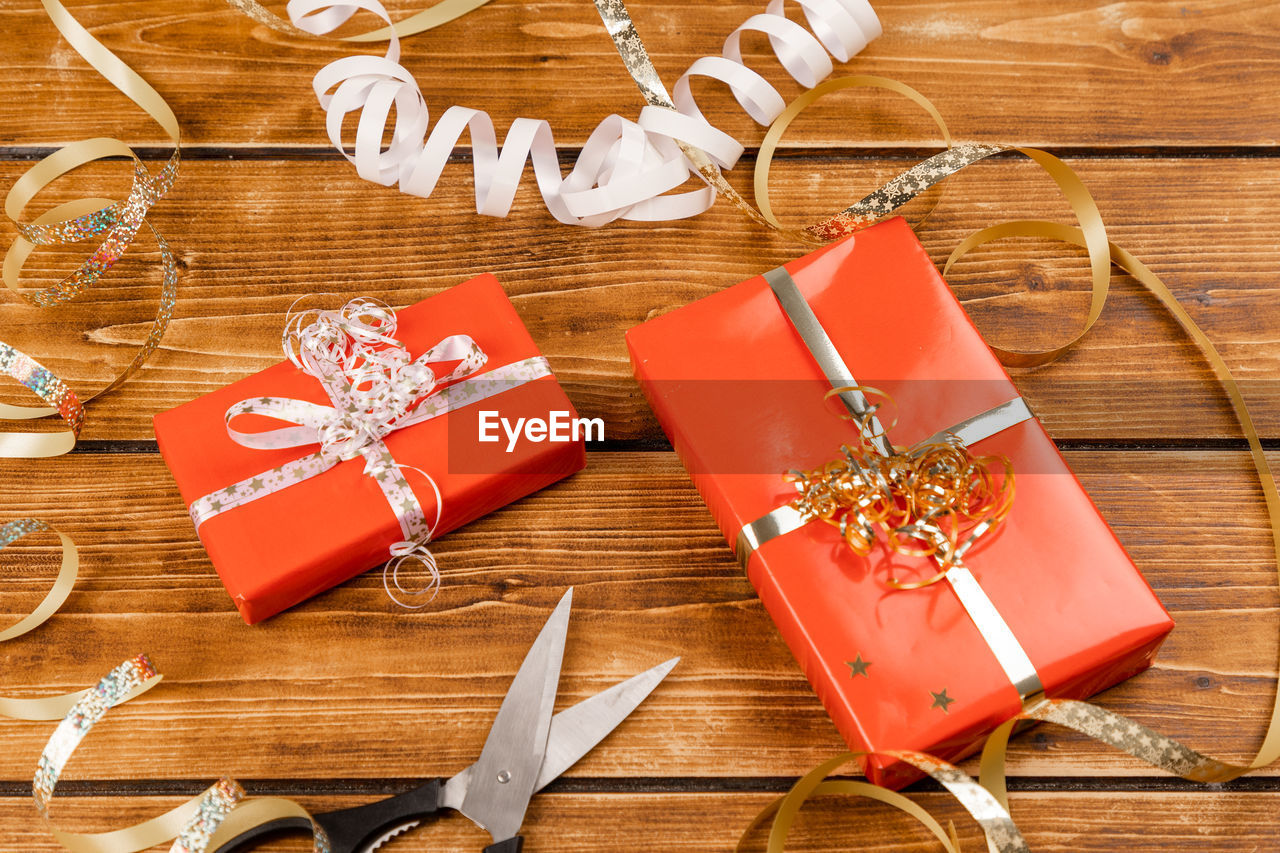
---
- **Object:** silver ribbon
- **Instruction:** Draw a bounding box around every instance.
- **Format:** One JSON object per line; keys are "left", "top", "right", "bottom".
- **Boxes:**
{"left": 738, "top": 267, "right": 1043, "bottom": 700}
{"left": 189, "top": 298, "right": 552, "bottom": 606}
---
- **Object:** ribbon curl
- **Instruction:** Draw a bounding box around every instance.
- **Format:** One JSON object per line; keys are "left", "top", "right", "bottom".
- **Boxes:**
{"left": 224, "top": 0, "right": 881, "bottom": 226}
{"left": 267, "top": 296, "right": 488, "bottom": 465}
{"left": 2, "top": 0, "right": 182, "bottom": 457}
{"left": 787, "top": 388, "right": 1015, "bottom": 587}
{"left": 0, "top": 518, "right": 139, "bottom": 722}
{"left": 33, "top": 656, "right": 329, "bottom": 853}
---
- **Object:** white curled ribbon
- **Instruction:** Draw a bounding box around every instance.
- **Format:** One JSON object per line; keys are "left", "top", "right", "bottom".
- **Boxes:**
{"left": 227, "top": 296, "right": 488, "bottom": 464}
{"left": 227, "top": 0, "right": 880, "bottom": 225}
{"left": 383, "top": 463, "right": 444, "bottom": 609}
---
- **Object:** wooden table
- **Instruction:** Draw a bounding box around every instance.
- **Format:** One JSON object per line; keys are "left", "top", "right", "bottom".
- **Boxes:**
{"left": 3, "top": 0, "right": 1280, "bottom": 849}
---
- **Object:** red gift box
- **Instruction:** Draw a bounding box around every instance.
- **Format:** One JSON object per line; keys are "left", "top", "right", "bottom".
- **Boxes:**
{"left": 155, "top": 274, "right": 585, "bottom": 624}
{"left": 625, "top": 217, "right": 1173, "bottom": 788}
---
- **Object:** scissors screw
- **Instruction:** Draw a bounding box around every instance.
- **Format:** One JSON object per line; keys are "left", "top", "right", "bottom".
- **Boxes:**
{"left": 496, "top": 770, "right": 512, "bottom": 784}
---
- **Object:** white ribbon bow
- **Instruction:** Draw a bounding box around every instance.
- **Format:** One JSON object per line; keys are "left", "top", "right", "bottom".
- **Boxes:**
{"left": 223, "top": 297, "right": 488, "bottom": 607}
{"left": 226, "top": 297, "right": 488, "bottom": 470}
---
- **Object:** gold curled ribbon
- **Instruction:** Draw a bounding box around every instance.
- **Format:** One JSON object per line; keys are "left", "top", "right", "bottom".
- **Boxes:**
{"left": 716, "top": 73, "right": 1280, "bottom": 853}
{"left": 2, "top": 0, "right": 181, "bottom": 457}
{"left": 225, "top": 0, "right": 493, "bottom": 42}
{"left": 33, "top": 656, "right": 329, "bottom": 853}
{"left": 0, "top": 522, "right": 326, "bottom": 853}
{"left": 787, "top": 388, "right": 1016, "bottom": 586}
{"left": 0, "top": 518, "right": 108, "bottom": 721}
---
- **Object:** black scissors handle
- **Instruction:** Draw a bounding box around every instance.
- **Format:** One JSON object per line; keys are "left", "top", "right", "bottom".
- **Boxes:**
{"left": 212, "top": 779, "right": 443, "bottom": 853}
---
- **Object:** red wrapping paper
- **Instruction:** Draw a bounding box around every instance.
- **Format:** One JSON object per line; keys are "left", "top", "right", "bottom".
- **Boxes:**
{"left": 626, "top": 218, "right": 1173, "bottom": 787}
{"left": 155, "top": 274, "right": 585, "bottom": 624}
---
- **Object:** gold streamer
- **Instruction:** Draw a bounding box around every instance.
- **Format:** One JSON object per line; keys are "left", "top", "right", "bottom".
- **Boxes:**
{"left": 727, "top": 68, "right": 1280, "bottom": 853}
{"left": 0, "top": 521, "right": 326, "bottom": 853}
{"left": 2, "top": 0, "right": 181, "bottom": 457}
{"left": 32, "top": 656, "right": 329, "bottom": 853}
{"left": 0, "top": 518, "right": 117, "bottom": 721}
{"left": 587, "top": 0, "right": 1280, "bottom": 844}
{"left": 226, "top": 0, "right": 493, "bottom": 41}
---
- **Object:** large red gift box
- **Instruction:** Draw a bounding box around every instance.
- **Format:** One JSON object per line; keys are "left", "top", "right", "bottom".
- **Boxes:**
{"left": 626, "top": 217, "right": 1173, "bottom": 787}
{"left": 155, "top": 274, "right": 585, "bottom": 624}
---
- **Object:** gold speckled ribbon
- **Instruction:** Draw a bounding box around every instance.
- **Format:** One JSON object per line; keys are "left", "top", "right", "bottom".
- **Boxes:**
{"left": 585, "top": 0, "right": 1280, "bottom": 845}
{"left": 747, "top": 137, "right": 1280, "bottom": 853}
{"left": 33, "top": 656, "right": 329, "bottom": 853}
{"left": 0, "top": 518, "right": 107, "bottom": 722}
{"left": 2, "top": 0, "right": 181, "bottom": 457}
{"left": 0, "top": 524, "right": 321, "bottom": 853}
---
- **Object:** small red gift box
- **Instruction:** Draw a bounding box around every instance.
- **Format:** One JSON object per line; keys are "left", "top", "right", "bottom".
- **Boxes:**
{"left": 155, "top": 274, "right": 585, "bottom": 624}
{"left": 626, "top": 217, "right": 1173, "bottom": 788}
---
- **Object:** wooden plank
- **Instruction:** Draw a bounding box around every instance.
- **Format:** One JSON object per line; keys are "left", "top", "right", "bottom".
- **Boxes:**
{"left": 3, "top": 791, "right": 1279, "bottom": 852}
{"left": 1, "top": 156, "right": 1277, "bottom": 443}
{"left": 2, "top": 1, "right": 1279, "bottom": 151}
{"left": 0, "top": 450, "right": 1277, "bottom": 781}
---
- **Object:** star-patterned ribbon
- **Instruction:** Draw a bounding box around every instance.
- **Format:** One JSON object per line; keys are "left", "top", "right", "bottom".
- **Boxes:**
{"left": 581, "top": 0, "right": 1280, "bottom": 846}
{"left": 190, "top": 297, "right": 552, "bottom": 605}
{"left": 32, "top": 656, "right": 329, "bottom": 853}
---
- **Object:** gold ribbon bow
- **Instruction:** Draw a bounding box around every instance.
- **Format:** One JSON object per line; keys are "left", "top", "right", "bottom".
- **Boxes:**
{"left": 583, "top": 0, "right": 1280, "bottom": 847}
{"left": 787, "top": 389, "right": 1016, "bottom": 589}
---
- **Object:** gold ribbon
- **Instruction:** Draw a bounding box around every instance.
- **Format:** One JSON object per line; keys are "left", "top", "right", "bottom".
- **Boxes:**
{"left": 0, "top": 518, "right": 113, "bottom": 721}
{"left": 714, "top": 66, "right": 1280, "bottom": 853}
{"left": 584, "top": 0, "right": 1280, "bottom": 846}
{"left": 0, "top": 523, "right": 326, "bottom": 853}
{"left": 2, "top": 0, "right": 181, "bottom": 457}
{"left": 783, "top": 395, "right": 1016, "bottom": 585}
{"left": 32, "top": 656, "right": 329, "bottom": 853}
{"left": 225, "top": 0, "right": 494, "bottom": 42}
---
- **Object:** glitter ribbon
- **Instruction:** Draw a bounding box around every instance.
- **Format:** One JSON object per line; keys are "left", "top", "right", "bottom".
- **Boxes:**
{"left": 2, "top": 0, "right": 181, "bottom": 457}
{"left": 543, "top": 0, "right": 1280, "bottom": 842}
{"left": 614, "top": 33, "right": 1280, "bottom": 853}
{"left": 33, "top": 655, "right": 328, "bottom": 853}
{"left": 0, "top": 518, "right": 146, "bottom": 722}
{"left": 190, "top": 297, "right": 552, "bottom": 605}
{"left": 224, "top": 0, "right": 880, "bottom": 225}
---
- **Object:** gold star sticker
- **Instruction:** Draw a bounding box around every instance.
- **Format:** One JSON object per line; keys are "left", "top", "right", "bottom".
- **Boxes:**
{"left": 845, "top": 655, "right": 871, "bottom": 678}
{"left": 930, "top": 689, "right": 956, "bottom": 713}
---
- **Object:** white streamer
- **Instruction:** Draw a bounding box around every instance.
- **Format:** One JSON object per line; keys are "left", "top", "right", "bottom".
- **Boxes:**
{"left": 283, "top": 0, "right": 880, "bottom": 224}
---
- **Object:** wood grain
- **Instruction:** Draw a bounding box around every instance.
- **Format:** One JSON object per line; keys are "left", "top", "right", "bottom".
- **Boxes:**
{"left": 4, "top": 791, "right": 1280, "bottom": 852}
{"left": 0, "top": 450, "right": 1277, "bottom": 782}
{"left": 1, "top": 156, "right": 1278, "bottom": 443}
{"left": 4, "top": 0, "right": 1280, "bottom": 847}
{"left": 2, "top": 1, "right": 1279, "bottom": 150}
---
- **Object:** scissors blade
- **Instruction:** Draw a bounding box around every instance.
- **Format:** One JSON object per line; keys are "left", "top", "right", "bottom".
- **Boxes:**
{"left": 534, "top": 656, "right": 680, "bottom": 792}
{"left": 459, "top": 588, "right": 573, "bottom": 842}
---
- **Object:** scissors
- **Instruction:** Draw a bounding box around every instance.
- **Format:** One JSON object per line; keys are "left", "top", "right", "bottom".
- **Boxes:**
{"left": 212, "top": 588, "right": 678, "bottom": 853}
